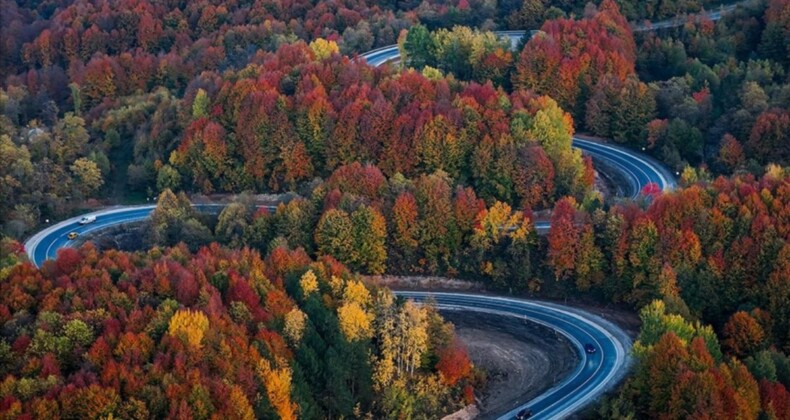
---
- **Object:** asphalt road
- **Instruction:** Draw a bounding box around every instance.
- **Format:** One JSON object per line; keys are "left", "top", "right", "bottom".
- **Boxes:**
{"left": 397, "top": 292, "right": 631, "bottom": 420}
{"left": 24, "top": 204, "right": 275, "bottom": 267}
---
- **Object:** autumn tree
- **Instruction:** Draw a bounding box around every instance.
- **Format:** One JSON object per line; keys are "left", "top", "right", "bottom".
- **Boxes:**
{"left": 258, "top": 358, "right": 298, "bottom": 420}
{"left": 723, "top": 311, "right": 765, "bottom": 358}
{"left": 547, "top": 197, "right": 579, "bottom": 282}
{"left": 69, "top": 157, "right": 103, "bottom": 197}
{"left": 167, "top": 309, "right": 209, "bottom": 348}
{"left": 436, "top": 338, "right": 472, "bottom": 386}
{"left": 747, "top": 109, "right": 790, "bottom": 165}
{"left": 309, "top": 38, "right": 339, "bottom": 60}
{"left": 718, "top": 134, "right": 745, "bottom": 172}
{"left": 522, "top": 97, "right": 587, "bottom": 197}
{"left": 215, "top": 203, "right": 249, "bottom": 249}
{"left": 389, "top": 192, "right": 420, "bottom": 272}
{"left": 585, "top": 75, "right": 656, "bottom": 145}
{"left": 513, "top": 0, "right": 635, "bottom": 122}
{"left": 148, "top": 189, "right": 212, "bottom": 248}
{"left": 468, "top": 201, "right": 534, "bottom": 289}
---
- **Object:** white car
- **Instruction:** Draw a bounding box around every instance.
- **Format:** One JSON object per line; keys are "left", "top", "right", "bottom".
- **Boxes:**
{"left": 78, "top": 215, "right": 97, "bottom": 225}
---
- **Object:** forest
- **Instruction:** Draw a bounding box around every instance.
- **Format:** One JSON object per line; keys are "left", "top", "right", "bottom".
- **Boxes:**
{"left": 0, "top": 240, "right": 477, "bottom": 418}
{"left": 1, "top": 0, "right": 790, "bottom": 418}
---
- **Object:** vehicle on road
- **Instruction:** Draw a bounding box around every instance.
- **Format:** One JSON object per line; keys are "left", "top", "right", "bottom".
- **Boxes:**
{"left": 585, "top": 343, "right": 597, "bottom": 354}
{"left": 78, "top": 215, "right": 97, "bottom": 225}
{"left": 67, "top": 232, "right": 79, "bottom": 240}
{"left": 516, "top": 408, "right": 533, "bottom": 419}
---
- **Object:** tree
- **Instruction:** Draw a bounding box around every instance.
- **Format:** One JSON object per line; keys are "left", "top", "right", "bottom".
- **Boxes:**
{"left": 309, "top": 38, "right": 339, "bottom": 60}
{"left": 748, "top": 109, "right": 790, "bottom": 165}
{"left": 350, "top": 205, "right": 387, "bottom": 275}
{"left": 284, "top": 308, "right": 307, "bottom": 344}
{"left": 390, "top": 192, "right": 420, "bottom": 272}
{"left": 53, "top": 113, "right": 89, "bottom": 165}
{"left": 525, "top": 97, "right": 586, "bottom": 197}
{"left": 507, "top": 0, "right": 547, "bottom": 29}
{"left": 257, "top": 358, "right": 298, "bottom": 420}
{"left": 315, "top": 209, "right": 355, "bottom": 266}
{"left": 417, "top": 115, "right": 463, "bottom": 178}
{"left": 69, "top": 157, "right": 103, "bottom": 198}
{"left": 156, "top": 164, "right": 182, "bottom": 192}
{"left": 402, "top": 25, "right": 436, "bottom": 69}
{"left": 547, "top": 197, "right": 578, "bottom": 281}
{"left": 274, "top": 199, "right": 316, "bottom": 252}
{"left": 299, "top": 270, "right": 319, "bottom": 298}
{"left": 723, "top": 312, "right": 765, "bottom": 358}
{"left": 718, "top": 134, "right": 745, "bottom": 172}
{"left": 436, "top": 338, "right": 472, "bottom": 386}
{"left": 227, "top": 386, "right": 255, "bottom": 420}
{"left": 215, "top": 203, "right": 249, "bottom": 249}
{"left": 513, "top": 145, "right": 555, "bottom": 209}
{"left": 148, "top": 189, "right": 208, "bottom": 247}
{"left": 167, "top": 309, "right": 209, "bottom": 348}
{"left": 395, "top": 300, "right": 429, "bottom": 377}
{"left": 192, "top": 89, "right": 209, "bottom": 119}
{"left": 585, "top": 75, "right": 655, "bottom": 145}
{"left": 338, "top": 301, "right": 373, "bottom": 341}
{"left": 415, "top": 173, "right": 458, "bottom": 273}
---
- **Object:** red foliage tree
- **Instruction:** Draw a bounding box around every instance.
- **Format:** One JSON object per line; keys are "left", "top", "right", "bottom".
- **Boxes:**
{"left": 436, "top": 338, "right": 472, "bottom": 386}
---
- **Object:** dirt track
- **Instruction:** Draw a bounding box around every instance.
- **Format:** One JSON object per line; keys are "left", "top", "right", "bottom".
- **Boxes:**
{"left": 440, "top": 310, "right": 578, "bottom": 419}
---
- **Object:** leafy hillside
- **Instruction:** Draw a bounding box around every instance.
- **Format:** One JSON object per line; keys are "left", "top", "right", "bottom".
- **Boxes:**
{"left": 0, "top": 241, "right": 475, "bottom": 418}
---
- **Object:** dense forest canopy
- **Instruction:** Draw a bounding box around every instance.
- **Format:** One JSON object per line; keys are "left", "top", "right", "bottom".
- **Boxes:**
{"left": 0, "top": 241, "right": 477, "bottom": 418}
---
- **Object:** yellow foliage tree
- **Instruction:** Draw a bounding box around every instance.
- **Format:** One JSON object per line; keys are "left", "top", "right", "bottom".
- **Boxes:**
{"left": 227, "top": 385, "right": 255, "bottom": 420}
{"left": 299, "top": 270, "right": 318, "bottom": 298}
{"left": 167, "top": 309, "right": 209, "bottom": 348}
{"left": 338, "top": 302, "right": 373, "bottom": 341}
{"left": 283, "top": 308, "right": 307, "bottom": 344}
{"left": 309, "top": 38, "right": 339, "bottom": 60}
{"left": 343, "top": 280, "right": 372, "bottom": 306}
{"left": 257, "top": 358, "right": 297, "bottom": 420}
{"left": 396, "top": 300, "right": 429, "bottom": 376}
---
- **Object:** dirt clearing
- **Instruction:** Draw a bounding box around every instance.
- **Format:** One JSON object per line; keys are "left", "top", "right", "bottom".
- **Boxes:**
{"left": 440, "top": 310, "right": 578, "bottom": 419}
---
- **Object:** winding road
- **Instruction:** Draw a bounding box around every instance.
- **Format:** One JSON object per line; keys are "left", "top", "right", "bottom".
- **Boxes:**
{"left": 398, "top": 292, "right": 631, "bottom": 420}
{"left": 21, "top": 18, "right": 695, "bottom": 420}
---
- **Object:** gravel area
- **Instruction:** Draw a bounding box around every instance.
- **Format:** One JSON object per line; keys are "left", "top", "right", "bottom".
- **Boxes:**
{"left": 440, "top": 310, "right": 578, "bottom": 419}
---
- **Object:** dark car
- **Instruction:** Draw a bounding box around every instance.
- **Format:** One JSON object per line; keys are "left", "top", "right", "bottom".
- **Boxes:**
{"left": 516, "top": 408, "right": 532, "bottom": 419}
{"left": 585, "top": 343, "right": 597, "bottom": 354}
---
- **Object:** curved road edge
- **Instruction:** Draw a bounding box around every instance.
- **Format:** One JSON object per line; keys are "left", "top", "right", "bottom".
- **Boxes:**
{"left": 396, "top": 292, "right": 632, "bottom": 420}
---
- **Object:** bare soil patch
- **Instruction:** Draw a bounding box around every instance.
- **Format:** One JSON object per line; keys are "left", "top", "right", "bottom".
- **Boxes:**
{"left": 440, "top": 310, "right": 578, "bottom": 419}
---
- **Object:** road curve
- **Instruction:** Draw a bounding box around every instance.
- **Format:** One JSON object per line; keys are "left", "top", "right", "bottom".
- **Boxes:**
{"left": 397, "top": 292, "right": 631, "bottom": 420}
{"left": 24, "top": 204, "right": 273, "bottom": 268}
{"left": 360, "top": 32, "right": 676, "bottom": 199}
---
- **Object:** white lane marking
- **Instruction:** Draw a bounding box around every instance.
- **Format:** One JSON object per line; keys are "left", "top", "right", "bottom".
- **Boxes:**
{"left": 575, "top": 138, "right": 673, "bottom": 191}
{"left": 398, "top": 292, "right": 628, "bottom": 420}
{"left": 438, "top": 298, "right": 607, "bottom": 420}
{"left": 30, "top": 204, "right": 280, "bottom": 265}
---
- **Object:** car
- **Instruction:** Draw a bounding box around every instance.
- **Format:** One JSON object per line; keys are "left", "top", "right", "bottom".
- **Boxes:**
{"left": 516, "top": 408, "right": 532, "bottom": 419}
{"left": 67, "top": 232, "right": 79, "bottom": 240}
{"left": 584, "top": 343, "right": 597, "bottom": 354}
{"left": 78, "top": 215, "right": 97, "bottom": 225}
